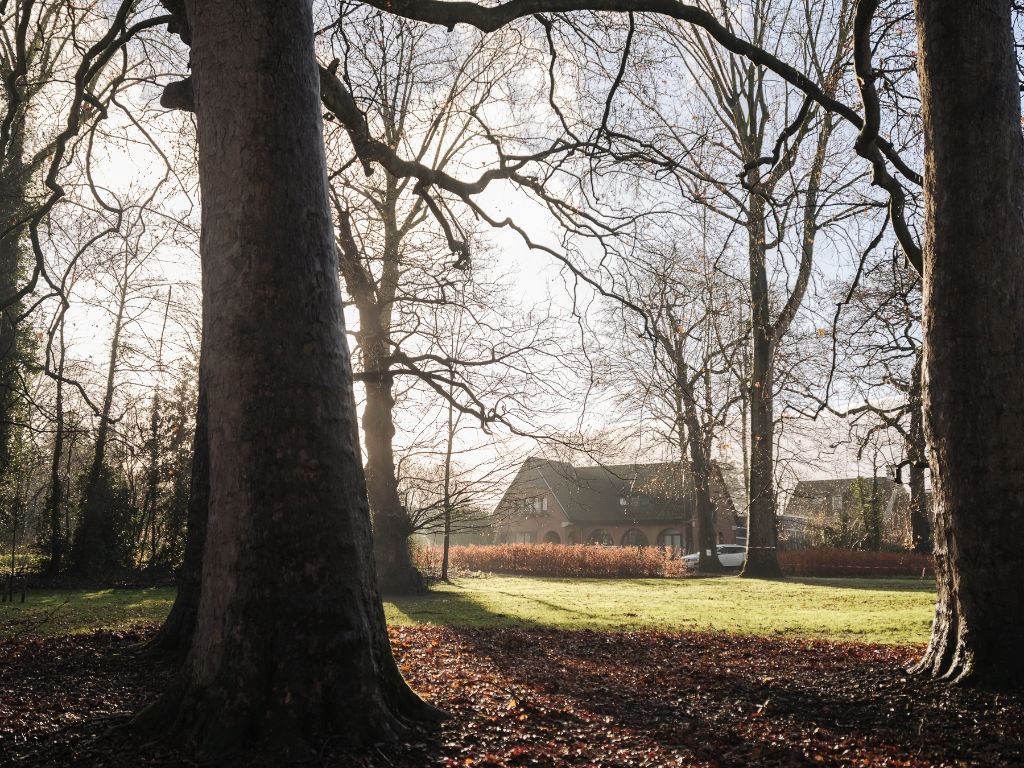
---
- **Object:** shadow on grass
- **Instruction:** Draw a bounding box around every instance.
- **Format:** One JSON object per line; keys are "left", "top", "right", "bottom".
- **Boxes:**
{"left": 783, "top": 576, "right": 936, "bottom": 592}
{"left": 488, "top": 587, "right": 611, "bottom": 617}
{"left": 387, "top": 584, "right": 548, "bottom": 630}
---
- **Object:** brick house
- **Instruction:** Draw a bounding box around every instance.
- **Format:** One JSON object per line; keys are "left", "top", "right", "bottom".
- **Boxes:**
{"left": 493, "top": 457, "right": 740, "bottom": 553}
{"left": 783, "top": 477, "right": 912, "bottom": 547}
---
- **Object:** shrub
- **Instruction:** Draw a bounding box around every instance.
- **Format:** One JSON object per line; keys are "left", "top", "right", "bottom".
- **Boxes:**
{"left": 414, "top": 543, "right": 689, "bottom": 579}
{"left": 779, "top": 548, "right": 934, "bottom": 578}
{"left": 413, "top": 544, "right": 934, "bottom": 580}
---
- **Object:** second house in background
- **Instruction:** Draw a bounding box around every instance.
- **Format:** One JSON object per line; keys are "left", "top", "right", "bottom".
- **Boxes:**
{"left": 494, "top": 457, "right": 744, "bottom": 553}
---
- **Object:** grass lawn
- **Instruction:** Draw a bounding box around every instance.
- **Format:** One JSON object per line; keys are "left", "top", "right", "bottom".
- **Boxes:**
{"left": 384, "top": 575, "right": 936, "bottom": 645}
{"left": 0, "top": 575, "right": 936, "bottom": 644}
{"left": 0, "top": 587, "right": 177, "bottom": 637}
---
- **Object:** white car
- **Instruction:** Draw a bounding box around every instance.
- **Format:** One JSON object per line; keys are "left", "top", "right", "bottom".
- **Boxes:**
{"left": 682, "top": 544, "right": 746, "bottom": 569}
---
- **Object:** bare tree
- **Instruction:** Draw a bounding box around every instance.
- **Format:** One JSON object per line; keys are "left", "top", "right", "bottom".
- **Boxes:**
{"left": 325, "top": 11, "right": 566, "bottom": 592}
{"left": 340, "top": 0, "right": 1023, "bottom": 687}
{"left": 600, "top": 214, "right": 747, "bottom": 570}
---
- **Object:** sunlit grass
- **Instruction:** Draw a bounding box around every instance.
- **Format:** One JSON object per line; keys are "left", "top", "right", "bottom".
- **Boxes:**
{"left": 384, "top": 574, "right": 936, "bottom": 645}
{"left": 0, "top": 587, "right": 175, "bottom": 637}
{"left": 1, "top": 575, "right": 935, "bottom": 645}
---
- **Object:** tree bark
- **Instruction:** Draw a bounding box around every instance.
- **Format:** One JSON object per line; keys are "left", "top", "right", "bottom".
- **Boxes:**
{"left": 137, "top": 0, "right": 441, "bottom": 752}
{"left": 740, "top": 199, "right": 782, "bottom": 578}
{"left": 362, "top": 346, "right": 422, "bottom": 594}
{"left": 911, "top": 0, "right": 1024, "bottom": 689}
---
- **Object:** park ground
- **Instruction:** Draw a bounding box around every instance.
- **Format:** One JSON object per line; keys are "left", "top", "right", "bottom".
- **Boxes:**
{"left": 1, "top": 575, "right": 1021, "bottom": 766}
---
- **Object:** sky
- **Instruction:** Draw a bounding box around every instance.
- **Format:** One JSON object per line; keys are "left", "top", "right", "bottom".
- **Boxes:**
{"left": 35, "top": 8, "right": 922, "bottom": 512}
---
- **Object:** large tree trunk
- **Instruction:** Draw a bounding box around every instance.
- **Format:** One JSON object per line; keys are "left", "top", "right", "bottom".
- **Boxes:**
{"left": 911, "top": 0, "right": 1024, "bottom": 689}
{"left": 336, "top": 206, "right": 422, "bottom": 595}
{"left": 692, "top": 455, "right": 724, "bottom": 573}
{"left": 740, "top": 202, "right": 782, "bottom": 578}
{"left": 362, "top": 343, "right": 422, "bottom": 594}
{"left": 137, "top": 0, "right": 440, "bottom": 752}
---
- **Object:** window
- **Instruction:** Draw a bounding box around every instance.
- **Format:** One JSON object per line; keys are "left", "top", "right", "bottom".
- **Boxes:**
{"left": 717, "top": 532, "right": 725, "bottom": 544}
{"left": 621, "top": 529, "right": 649, "bottom": 547}
{"left": 511, "top": 531, "right": 536, "bottom": 544}
{"left": 519, "top": 496, "right": 549, "bottom": 518}
{"left": 659, "top": 530, "right": 684, "bottom": 552}
{"left": 543, "top": 531, "right": 561, "bottom": 544}
{"left": 587, "top": 529, "right": 613, "bottom": 546}
{"left": 831, "top": 494, "right": 843, "bottom": 512}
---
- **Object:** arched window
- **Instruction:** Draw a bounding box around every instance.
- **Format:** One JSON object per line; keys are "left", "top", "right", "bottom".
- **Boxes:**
{"left": 587, "top": 529, "right": 613, "bottom": 546}
{"left": 717, "top": 531, "right": 725, "bottom": 544}
{"left": 621, "top": 529, "right": 649, "bottom": 547}
{"left": 567, "top": 531, "right": 577, "bottom": 545}
{"left": 658, "top": 529, "right": 684, "bottom": 553}
{"left": 543, "top": 530, "right": 561, "bottom": 544}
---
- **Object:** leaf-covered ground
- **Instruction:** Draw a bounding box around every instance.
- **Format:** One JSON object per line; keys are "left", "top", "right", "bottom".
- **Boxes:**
{"left": 2, "top": 625, "right": 1020, "bottom": 767}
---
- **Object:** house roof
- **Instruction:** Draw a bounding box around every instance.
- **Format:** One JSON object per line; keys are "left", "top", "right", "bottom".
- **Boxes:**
{"left": 500, "top": 457, "right": 738, "bottom": 525}
{"left": 785, "top": 476, "right": 906, "bottom": 520}
{"left": 789, "top": 477, "right": 900, "bottom": 500}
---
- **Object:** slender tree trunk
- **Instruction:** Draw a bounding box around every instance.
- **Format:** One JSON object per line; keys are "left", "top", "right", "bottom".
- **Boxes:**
{"left": 153, "top": 370, "right": 207, "bottom": 655}
{"left": 142, "top": 288, "right": 172, "bottom": 567}
{"left": 911, "top": 0, "right": 1024, "bottom": 689}
{"left": 741, "top": 201, "right": 781, "bottom": 578}
{"left": 0, "top": 135, "right": 27, "bottom": 497}
{"left": 676, "top": 359, "right": 722, "bottom": 572}
{"left": 71, "top": 266, "right": 129, "bottom": 575}
{"left": 44, "top": 305, "right": 68, "bottom": 577}
{"left": 906, "top": 352, "right": 931, "bottom": 554}
{"left": 441, "top": 397, "right": 455, "bottom": 582}
{"left": 141, "top": 391, "right": 161, "bottom": 565}
{"left": 739, "top": 370, "right": 749, "bottom": 511}
{"left": 691, "top": 446, "right": 723, "bottom": 573}
{"left": 137, "top": 1, "right": 441, "bottom": 752}
{"left": 5, "top": 512, "right": 15, "bottom": 603}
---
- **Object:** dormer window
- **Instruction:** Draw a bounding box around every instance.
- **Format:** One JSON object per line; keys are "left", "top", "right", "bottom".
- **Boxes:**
{"left": 520, "top": 495, "right": 549, "bottom": 518}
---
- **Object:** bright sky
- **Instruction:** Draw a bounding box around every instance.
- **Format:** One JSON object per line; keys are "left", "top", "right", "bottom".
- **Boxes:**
{"left": 41, "top": 11, "right": 919, "bottom": 508}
